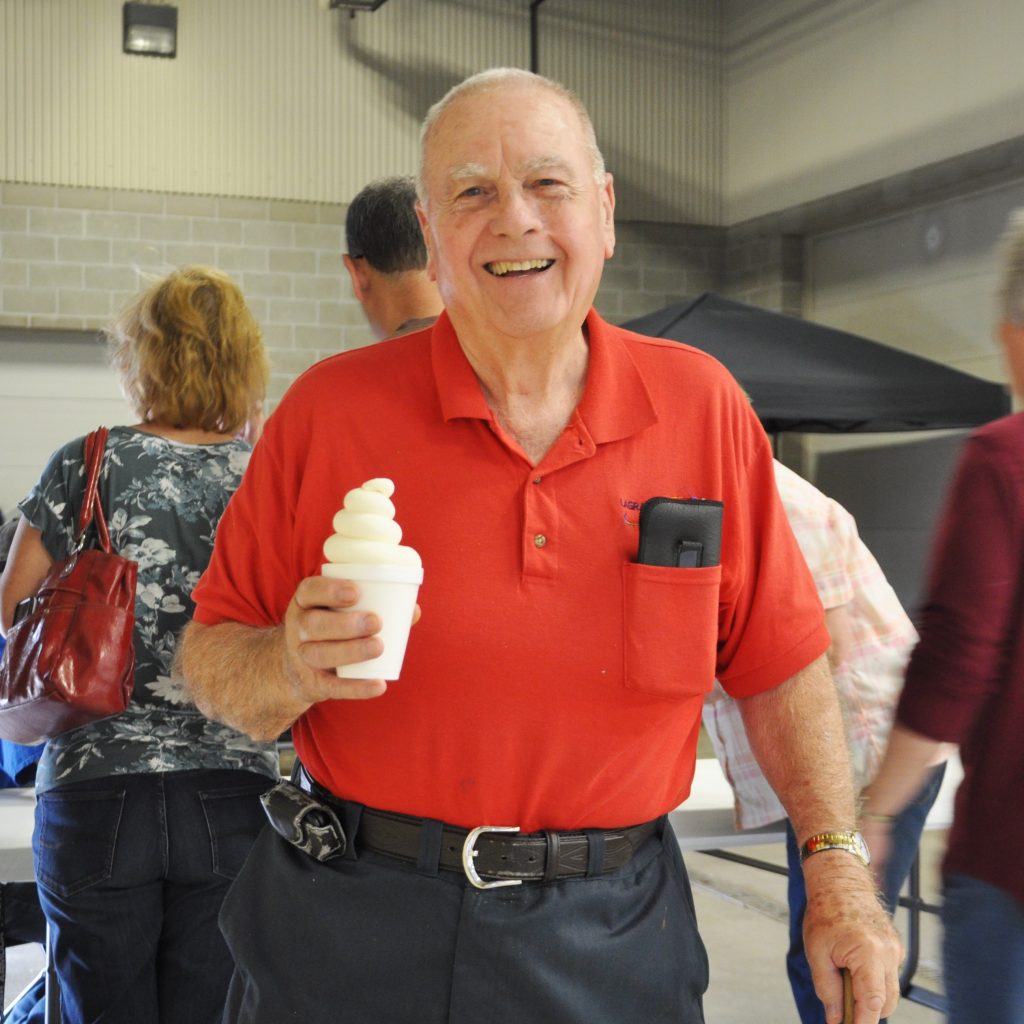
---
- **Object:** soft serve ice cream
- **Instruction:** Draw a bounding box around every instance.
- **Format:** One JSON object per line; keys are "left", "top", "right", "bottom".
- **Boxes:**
{"left": 321, "top": 478, "right": 423, "bottom": 680}
{"left": 323, "top": 478, "right": 421, "bottom": 569}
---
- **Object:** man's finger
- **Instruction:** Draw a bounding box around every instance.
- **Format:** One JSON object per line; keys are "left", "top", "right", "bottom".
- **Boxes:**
{"left": 302, "top": 634, "right": 384, "bottom": 672}
{"left": 295, "top": 574, "right": 359, "bottom": 611}
{"left": 815, "top": 964, "right": 845, "bottom": 1024}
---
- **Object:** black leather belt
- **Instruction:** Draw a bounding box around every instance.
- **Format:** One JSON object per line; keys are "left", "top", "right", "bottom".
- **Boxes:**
{"left": 292, "top": 764, "right": 660, "bottom": 889}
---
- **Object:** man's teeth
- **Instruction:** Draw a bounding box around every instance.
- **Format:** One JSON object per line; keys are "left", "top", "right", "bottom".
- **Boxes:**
{"left": 487, "top": 259, "right": 554, "bottom": 276}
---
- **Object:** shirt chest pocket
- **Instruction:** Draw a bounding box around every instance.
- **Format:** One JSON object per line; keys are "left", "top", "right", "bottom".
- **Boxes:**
{"left": 622, "top": 561, "right": 721, "bottom": 701}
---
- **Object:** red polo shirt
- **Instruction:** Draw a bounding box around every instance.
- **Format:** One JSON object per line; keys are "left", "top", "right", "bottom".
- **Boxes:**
{"left": 193, "top": 310, "right": 827, "bottom": 832}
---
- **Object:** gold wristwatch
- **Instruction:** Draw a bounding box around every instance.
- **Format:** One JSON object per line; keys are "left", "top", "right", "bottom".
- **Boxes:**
{"left": 799, "top": 830, "right": 871, "bottom": 867}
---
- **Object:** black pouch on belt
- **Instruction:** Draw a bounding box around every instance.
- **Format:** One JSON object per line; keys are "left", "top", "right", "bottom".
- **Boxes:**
{"left": 259, "top": 779, "right": 347, "bottom": 862}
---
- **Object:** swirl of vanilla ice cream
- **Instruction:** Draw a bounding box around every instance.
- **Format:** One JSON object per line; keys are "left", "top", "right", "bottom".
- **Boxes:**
{"left": 322, "top": 478, "right": 422, "bottom": 567}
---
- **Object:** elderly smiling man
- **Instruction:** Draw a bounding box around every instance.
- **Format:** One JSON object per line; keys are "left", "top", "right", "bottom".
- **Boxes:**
{"left": 177, "top": 68, "right": 900, "bottom": 1024}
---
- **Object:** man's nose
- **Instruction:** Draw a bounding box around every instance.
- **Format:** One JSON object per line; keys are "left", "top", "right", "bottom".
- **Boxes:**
{"left": 490, "top": 188, "right": 541, "bottom": 236}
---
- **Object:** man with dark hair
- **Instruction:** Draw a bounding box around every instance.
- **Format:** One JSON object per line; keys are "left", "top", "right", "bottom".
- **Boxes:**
{"left": 342, "top": 176, "right": 443, "bottom": 340}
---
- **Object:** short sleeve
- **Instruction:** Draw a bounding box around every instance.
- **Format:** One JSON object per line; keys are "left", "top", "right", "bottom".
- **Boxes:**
{"left": 191, "top": 390, "right": 309, "bottom": 628}
{"left": 17, "top": 435, "right": 89, "bottom": 561}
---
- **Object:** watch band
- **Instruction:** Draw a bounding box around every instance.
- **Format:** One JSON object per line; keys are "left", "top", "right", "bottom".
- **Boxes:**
{"left": 799, "top": 830, "right": 870, "bottom": 867}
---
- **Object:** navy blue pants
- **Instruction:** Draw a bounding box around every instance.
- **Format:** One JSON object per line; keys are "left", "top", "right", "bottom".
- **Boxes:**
{"left": 33, "top": 769, "right": 272, "bottom": 1024}
{"left": 219, "top": 815, "right": 708, "bottom": 1023}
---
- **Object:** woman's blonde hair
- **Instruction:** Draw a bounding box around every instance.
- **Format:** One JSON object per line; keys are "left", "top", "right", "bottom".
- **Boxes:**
{"left": 107, "top": 265, "right": 269, "bottom": 434}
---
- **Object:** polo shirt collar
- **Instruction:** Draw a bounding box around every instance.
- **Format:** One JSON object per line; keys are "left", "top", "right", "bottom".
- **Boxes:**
{"left": 432, "top": 310, "right": 492, "bottom": 421}
{"left": 577, "top": 309, "right": 658, "bottom": 444}
{"left": 431, "top": 308, "right": 657, "bottom": 445}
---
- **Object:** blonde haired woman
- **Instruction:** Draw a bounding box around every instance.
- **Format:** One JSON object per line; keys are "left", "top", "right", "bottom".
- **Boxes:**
{"left": 0, "top": 266, "right": 278, "bottom": 1024}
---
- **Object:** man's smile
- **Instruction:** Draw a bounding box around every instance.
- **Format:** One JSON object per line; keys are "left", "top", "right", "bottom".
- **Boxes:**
{"left": 484, "top": 259, "right": 555, "bottom": 276}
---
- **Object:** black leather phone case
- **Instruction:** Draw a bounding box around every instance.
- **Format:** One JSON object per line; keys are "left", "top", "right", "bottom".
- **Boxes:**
{"left": 637, "top": 497, "right": 724, "bottom": 568}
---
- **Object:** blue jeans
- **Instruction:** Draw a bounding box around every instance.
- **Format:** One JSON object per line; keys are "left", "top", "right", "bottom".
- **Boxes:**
{"left": 784, "top": 764, "right": 945, "bottom": 1024}
{"left": 942, "top": 873, "right": 1024, "bottom": 1024}
{"left": 32, "top": 769, "right": 272, "bottom": 1024}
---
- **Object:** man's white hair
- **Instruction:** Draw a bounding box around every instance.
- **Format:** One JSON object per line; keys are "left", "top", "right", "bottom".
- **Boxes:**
{"left": 417, "top": 67, "right": 606, "bottom": 207}
{"left": 998, "top": 208, "right": 1024, "bottom": 325}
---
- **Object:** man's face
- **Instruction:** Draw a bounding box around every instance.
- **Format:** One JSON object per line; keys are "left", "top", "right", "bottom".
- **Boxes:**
{"left": 417, "top": 83, "right": 615, "bottom": 345}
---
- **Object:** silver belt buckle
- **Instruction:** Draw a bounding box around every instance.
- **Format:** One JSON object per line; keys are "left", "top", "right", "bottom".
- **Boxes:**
{"left": 461, "top": 825, "right": 523, "bottom": 890}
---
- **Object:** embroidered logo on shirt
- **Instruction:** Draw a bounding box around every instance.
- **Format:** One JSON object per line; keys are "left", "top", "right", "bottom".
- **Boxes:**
{"left": 620, "top": 497, "right": 643, "bottom": 526}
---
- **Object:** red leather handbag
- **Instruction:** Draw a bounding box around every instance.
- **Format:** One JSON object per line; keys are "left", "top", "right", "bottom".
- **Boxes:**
{"left": 0, "top": 428, "right": 137, "bottom": 745}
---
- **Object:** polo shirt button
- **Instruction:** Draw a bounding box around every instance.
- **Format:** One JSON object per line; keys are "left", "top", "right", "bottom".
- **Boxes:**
{"left": 533, "top": 533, "right": 547, "bottom": 548}
{"left": 532, "top": 477, "right": 542, "bottom": 485}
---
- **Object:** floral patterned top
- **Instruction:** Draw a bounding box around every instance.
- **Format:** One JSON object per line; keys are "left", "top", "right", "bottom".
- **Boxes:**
{"left": 19, "top": 426, "right": 279, "bottom": 794}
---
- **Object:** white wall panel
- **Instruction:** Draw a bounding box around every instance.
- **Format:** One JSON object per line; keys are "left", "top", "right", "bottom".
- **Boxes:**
{"left": 541, "top": 0, "right": 721, "bottom": 222}
{"left": 1, "top": 0, "right": 521, "bottom": 201}
{"left": 1, "top": 0, "right": 721, "bottom": 221}
{"left": 0, "top": 334, "right": 135, "bottom": 519}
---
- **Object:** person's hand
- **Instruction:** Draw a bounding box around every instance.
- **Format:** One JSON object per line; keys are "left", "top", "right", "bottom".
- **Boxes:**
{"left": 802, "top": 854, "right": 903, "bottom": 1024}
{"left": 281, "top": 573, "right": 419, "bottom": 705}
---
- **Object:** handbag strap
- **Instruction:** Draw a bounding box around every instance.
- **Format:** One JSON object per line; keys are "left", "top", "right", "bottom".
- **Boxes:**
{"left": 75, "top": 427, "right": 111, "bottom": 553}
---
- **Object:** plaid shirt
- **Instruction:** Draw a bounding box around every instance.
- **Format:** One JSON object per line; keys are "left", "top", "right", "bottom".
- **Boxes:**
{"left": 702, "top": 461, "right": 918, "bottom": 829}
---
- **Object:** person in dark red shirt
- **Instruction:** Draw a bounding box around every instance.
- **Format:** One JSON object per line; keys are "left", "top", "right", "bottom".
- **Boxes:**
{"left": 863, "top": 209, "right": 1024, "bottom": 1024}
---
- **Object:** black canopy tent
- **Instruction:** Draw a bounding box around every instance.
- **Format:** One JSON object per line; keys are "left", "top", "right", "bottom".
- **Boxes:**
{"left": 622, "top": 292, "right": 1011, "bottom": 434}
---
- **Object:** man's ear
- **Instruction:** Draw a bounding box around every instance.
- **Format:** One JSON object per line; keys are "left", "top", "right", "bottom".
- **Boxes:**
{"left": 342, "top": 254, "right": 370, "bottom": 302}
{"left": 415, "top": 201, "right": 438, "bottom": 283}
{"left": 600, "top": 172, "right": 616, "bottom": 260}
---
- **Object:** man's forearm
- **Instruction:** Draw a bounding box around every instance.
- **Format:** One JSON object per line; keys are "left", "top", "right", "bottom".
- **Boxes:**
{"left": 740, "top": 654, "right": 901, "bottom": 1021}
{"left": 176, "top": 621, "right": 312, "bottom": 741}
{"left": 738, "top": 653, "right": 856, "bottom": 840}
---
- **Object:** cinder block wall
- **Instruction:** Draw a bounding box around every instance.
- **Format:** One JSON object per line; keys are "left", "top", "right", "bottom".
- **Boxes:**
{"left": 598, "top": 222, "right": 724, "bottom": 323}
{"left": 722, "top": 233, "right": 804, "bottom": 315}
{"left": 1, "top": 183, "right": 729, "bottom": 403}
{"left": 0, "top": 183, "right": 368, "bottom": 404}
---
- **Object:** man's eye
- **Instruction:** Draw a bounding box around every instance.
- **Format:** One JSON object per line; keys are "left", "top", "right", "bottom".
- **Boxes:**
{"left": 458, "top": 186, "right": 484, "bottom": 199}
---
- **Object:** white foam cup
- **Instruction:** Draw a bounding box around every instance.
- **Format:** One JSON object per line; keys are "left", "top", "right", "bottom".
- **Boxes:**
{"left": 321, "top": 562, "right": 423, "bottom": 680}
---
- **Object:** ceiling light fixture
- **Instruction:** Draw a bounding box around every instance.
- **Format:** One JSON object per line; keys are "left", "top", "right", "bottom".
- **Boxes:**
{"left": 123, "top": 2, "right": 178, "bottom": 58}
